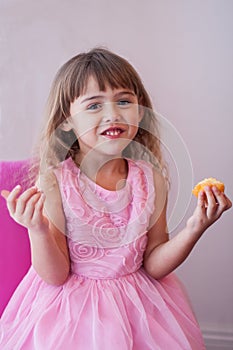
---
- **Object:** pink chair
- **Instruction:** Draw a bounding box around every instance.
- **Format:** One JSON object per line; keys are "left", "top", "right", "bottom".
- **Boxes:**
{"left": 0, "top": 160, "right": 31, "bottom": 316}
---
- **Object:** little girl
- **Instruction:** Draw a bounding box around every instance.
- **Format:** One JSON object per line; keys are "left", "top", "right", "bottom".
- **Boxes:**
{"left": 0, "top": 48, "right": 231, "bottom": 350}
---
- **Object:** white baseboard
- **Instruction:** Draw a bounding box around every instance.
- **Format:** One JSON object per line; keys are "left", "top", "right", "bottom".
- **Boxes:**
{"left": 202, "top": 327, "right": 233, "bottom": 350}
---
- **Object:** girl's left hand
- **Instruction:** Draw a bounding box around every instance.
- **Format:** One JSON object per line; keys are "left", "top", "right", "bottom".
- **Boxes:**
{"left": 1, "top": 185, "right": 49, "bottom": 234}
{"left": 187, "top": 186, "right": 232, "bottom": 235}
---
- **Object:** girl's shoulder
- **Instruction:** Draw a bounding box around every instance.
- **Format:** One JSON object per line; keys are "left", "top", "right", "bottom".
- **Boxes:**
{"left": 54, "top": 157, "right": 79, "bottom": 175}
{"left": 129, "top": 158, "right": 167, "bottom": 196}
{"left": 127, "top": 158, "right": 154, "bottom": 179}
{"left": 127, "top": 158, "right": 155, "bottom": 192}
{"left": 129, "top": 158, "right": 153, "bottom": 169}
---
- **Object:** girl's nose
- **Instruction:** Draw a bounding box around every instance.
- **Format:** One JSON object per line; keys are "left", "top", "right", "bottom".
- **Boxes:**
{"left": 102, "top": 102, "right": 121, "bottom": 123}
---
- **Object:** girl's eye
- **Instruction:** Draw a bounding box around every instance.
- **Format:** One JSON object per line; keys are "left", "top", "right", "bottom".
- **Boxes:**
{"left": 117, "top": 100, "right": 131, "bottom": 106}
{"left": 87, "top": 103, "right": 102, "bottom": 110}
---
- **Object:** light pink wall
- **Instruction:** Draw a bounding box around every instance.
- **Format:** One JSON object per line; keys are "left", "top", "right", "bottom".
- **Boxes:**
{"left": 0, "top": 0, "right": 232, "bottom": 342}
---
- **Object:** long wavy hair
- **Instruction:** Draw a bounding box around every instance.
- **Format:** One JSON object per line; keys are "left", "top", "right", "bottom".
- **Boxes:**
{"left": 31, "top": 47, "right": 167, "bottom": 183}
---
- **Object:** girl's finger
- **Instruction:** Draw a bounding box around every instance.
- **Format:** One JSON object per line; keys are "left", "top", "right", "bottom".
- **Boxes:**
{"left": 205, "top": 186, "right": 218, "bottom": 217}
{"left": 15, "top": 187, "right": 39, "bottom": 215}
{"left": 212, "top": 187, "right": 232, "bottom": 212}
{"left": 1, "top": 190, "right": 10, "bottom": 199}
{"left": 32, "top": 193, "right": 46, "bottom": 220}
{"left": 197, "top": 190, "right": 206, "bottom": 212}
{"left": 22, "top": 192, "right": 43, "bottom": 220}
{"left": 225, "top": 196, "right": 233, "bottom": 210}
{"left": 3, "top": 185, "right": 22, "bottom": 214}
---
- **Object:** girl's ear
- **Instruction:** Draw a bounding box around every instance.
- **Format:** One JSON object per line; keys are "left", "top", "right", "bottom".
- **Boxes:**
{"left": 59, "top": 119, "right": 72, "bottom": 132}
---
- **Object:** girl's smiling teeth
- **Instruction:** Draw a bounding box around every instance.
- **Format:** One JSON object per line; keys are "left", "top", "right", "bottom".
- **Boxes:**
{"left": 101, "top": 127, "right": 124, "bottom": 137}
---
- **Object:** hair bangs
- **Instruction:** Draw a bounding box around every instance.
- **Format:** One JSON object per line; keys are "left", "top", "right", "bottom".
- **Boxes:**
{"left": 68, "top": 52, "right": 139, "bottom": 102}
{"left": 89, "top": 59, "right": 137, "bottom": 93}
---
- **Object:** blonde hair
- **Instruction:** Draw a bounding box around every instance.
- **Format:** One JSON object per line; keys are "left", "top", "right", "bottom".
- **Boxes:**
{"left": 34, "top": 47, "right": 166, "bottom": 181}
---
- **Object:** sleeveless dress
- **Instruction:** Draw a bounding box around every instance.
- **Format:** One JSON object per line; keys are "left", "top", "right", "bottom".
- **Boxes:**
{"left": 0, "top": 158, "right": 206, "bottom": 350}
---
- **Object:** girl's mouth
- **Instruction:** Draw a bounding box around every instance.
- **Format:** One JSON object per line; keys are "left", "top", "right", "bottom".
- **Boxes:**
{"left": 101, "top": 127, "right": 124, "bottom": 137}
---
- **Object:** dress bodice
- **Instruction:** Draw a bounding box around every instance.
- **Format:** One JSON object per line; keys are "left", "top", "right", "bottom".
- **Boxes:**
{"left": 68, "top": 235, "right": 148, "bottom": 279}
{"left": 54, "top": 158, "right": 155, "bottom": 279}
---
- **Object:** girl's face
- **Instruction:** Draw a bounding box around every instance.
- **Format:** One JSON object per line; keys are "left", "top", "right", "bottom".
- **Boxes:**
{"left": 67, "top": 76, "right": 142, "bottom": 160}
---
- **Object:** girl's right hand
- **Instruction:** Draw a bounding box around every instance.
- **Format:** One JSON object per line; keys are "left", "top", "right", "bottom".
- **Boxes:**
{"left": 1, "top": 185, "right": 49, "bottom": 234}
{"left": 187, "top": 186, "right": 232, "bottom": 235}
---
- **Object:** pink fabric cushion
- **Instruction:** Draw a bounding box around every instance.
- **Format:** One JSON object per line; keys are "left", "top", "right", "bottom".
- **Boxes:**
{"left": 0, "top": 160, "right": 31, "bottom": 316}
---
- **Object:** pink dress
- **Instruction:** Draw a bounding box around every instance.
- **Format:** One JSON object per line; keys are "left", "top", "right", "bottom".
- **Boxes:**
{"left": 0, "top": 158, "right": 206, "bottom": 349}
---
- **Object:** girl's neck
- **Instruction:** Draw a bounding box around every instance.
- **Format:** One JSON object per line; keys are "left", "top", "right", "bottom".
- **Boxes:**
{"left": 74, "top": 153, "right": 128, "bottom": 191}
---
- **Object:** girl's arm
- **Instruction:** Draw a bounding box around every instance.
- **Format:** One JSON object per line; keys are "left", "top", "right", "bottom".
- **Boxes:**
{"left": 143, "top": 171, "right": 232, "bottom": 279}
{"left": 1, "top": 173, "right": 70, "bottom": 286}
